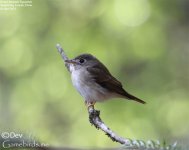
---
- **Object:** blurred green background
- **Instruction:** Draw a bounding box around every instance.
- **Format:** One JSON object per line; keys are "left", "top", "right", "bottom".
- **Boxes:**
{"left": 0, "top": 0, "right": 189, "bottom": 148}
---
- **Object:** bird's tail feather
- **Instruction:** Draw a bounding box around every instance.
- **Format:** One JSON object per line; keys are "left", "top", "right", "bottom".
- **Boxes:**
{"left": 123, "top": 91, "right": 146, "bottom": 104}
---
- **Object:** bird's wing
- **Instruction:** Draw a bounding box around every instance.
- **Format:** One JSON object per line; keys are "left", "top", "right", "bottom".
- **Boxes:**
{"left": 87, "top": 63, "right": 146, "bottom": 104}
{"left": 87, "top": 63, "right": 125, "bottom": 95}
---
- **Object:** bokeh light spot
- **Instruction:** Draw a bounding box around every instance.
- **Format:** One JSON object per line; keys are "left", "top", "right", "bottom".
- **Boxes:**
{"left": 31, "top": 63, "right": 68, "bottom": 100}
{"left": 115, "top": 0, "right": 151, "bottom": 27}
{"left": 0, "top": 37, "right": 33, "bottom": 75}
{"left": 0, "top": 12, "right": 20, "bottom": 38}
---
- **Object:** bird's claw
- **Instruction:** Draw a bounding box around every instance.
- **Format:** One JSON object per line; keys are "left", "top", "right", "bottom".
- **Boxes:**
{"left": 85, "top": 101, "right": 96, "bottom": 110}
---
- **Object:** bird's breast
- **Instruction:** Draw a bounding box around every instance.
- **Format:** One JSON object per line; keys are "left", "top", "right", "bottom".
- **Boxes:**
{"left": 71, "top": 69, "right": 112, "bottom": 102}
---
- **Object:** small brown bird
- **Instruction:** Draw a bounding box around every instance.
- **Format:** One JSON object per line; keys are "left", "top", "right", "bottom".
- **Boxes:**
{"left": 65, "top": 54, "right": 145, "bottom": 108}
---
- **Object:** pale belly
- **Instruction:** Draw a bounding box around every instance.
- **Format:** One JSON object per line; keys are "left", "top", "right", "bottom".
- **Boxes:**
{"left": 71, "top": 68, "right": 114, "bottom": 103}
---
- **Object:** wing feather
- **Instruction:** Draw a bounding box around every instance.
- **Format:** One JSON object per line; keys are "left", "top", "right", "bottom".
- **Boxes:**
{"left": 87, "top": 63, "right": 126, "bottom": 95}
{"left": 87, "top": 62, "right": 146, "bottom": 104}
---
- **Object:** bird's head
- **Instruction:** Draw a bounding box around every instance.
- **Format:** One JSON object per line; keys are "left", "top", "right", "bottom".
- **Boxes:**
{"left": 65, "top": 54, "right": 98, "bottom": 72}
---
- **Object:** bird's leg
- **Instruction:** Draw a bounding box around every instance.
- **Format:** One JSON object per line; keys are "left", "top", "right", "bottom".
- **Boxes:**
{"left": 85, "top": 101, "right": 99, "bottom": 126}
{"left": 85, "top": 101, "right": 96, "bottom": 109}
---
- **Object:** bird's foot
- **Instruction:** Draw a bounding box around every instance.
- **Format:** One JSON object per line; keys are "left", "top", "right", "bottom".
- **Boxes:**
{"left": 85, "top": 101, "right": 96, "bottom": 110}
{"left": 85, "top": 101, "right": 100, "bottom": 128}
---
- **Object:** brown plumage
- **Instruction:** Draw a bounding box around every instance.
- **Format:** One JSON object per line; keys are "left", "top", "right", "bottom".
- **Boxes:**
{"left": 66, "top": 54, "right": 145, "bottom": 105}
{"left": 86, "top": 57, "right": 145, "bottom": 104}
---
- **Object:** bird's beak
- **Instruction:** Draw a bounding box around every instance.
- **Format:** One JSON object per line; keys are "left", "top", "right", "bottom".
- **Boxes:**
{"left": 65, "top": 59, "right": 78, "bottom": 64}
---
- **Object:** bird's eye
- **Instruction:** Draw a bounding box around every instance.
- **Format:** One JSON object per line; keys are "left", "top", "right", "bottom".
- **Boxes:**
{"left": 79, "top": 58, "right": 85, "bottom": 63}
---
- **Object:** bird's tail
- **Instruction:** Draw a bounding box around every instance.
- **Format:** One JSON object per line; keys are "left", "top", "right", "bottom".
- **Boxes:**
{"left": 123, "top": 91, "right": 146, "bottom": 104}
